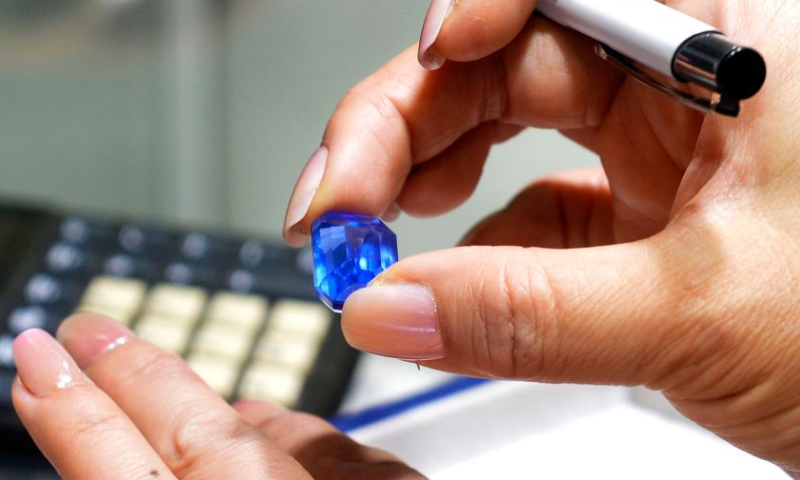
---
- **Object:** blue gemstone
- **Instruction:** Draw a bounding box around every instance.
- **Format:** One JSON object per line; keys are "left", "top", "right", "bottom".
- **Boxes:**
{"left": 311, "top": 211, "right": 398, "bottom": 312}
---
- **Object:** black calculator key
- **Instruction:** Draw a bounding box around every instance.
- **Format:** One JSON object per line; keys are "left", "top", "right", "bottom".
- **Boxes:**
{"left": 296, "top": 246, "right": 314, "bottom": 276}
{"left": 59, "top": 217, "right": 114, "bottom": 247}
{"left": 118, "top": 225, "right": 173, "bottom": 256}
{"left": 179, "top": 233, "right": 238, "bottom": 263}
{"left": 180, "top": 233, "right": 213, "bottom": 260}
{"left": 238, "top": 240, "right": 297, "bottom": 270}
{"left": 23, "top": 274, "right": 83, "bottom": 310}
{"left": 7, "top": 307, "right": 47, "bottom": 334}
{"left": 24, "top": 274, "right": 63, "bottom": 305}
{"left": 0, "top": 335, "right": 14, "bottom": 370}
{"left": 43, "top": 242, "right": 100, "bottom": 279}
{"left": 0, "top": 369, "right": 15, "bottom": 408}
{"left": 164, "top": 261, "right": 219, "bottom": 288}
{"left": 227, "top": 268, "right": 315, "bottom": 298}
{"left": 103, "top": 253, "right": 160, "bottom": 281}
{"left": 45, "top": 243, "right": 84, "bottom": 274}
{"left": 6, "top": 306, "right": 64, "bottom": 335}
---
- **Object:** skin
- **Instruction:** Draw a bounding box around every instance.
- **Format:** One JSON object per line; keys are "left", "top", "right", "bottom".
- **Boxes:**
{"left": 13, "top": 0, "right": 800, "bottom": 478}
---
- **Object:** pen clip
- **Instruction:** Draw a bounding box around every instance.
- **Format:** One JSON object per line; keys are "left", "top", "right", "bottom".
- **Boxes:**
{"left": 594, "top": 44, "right": 740, "bottom": 118}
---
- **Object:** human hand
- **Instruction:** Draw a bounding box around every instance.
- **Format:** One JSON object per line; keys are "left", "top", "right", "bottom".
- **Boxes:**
{"left": 12, "top": 315, "right": 425, "bottom": 480}
{"left": 283, "top": 0, "right": 800, "bottom": 474}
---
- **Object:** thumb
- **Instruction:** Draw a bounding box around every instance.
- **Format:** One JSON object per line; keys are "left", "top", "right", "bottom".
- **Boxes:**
{"left": 341, "top": 240, "right": 720, "bottom": 387}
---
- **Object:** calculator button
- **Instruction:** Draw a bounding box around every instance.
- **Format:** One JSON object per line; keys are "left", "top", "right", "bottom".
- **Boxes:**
{"left": 296, "top": 247, "right": 314, "bottom": 275}
{"left": 254, "top": 329, "right": 319, "bottom": 372}
{"left": 192, "top": 324, "right": 253, "bottom": 362}
{"left": 144, "top": 285, "right": 206, "bottom": 321}
{"left": 60, "top": 218, "right": 91, "bottom": 244}
{"left": 163, "top": 262, "right": 217, "bottom": 288}
{"left": 228, "top": 269, "right": 256, "bottom": 293}
{"left": 24, "top": 274, "right": 62, "bottom": 305}
{"left": 82, "top": 276, "right": 147, "bottom": 315}
{"left": 238, "top": 240, "right": 266, "bottom": 268}
{"left": 0, "top": 369, "right": 15, "bottom": 406}
{"left": 8, "top": 306, "right": 48, "bottom": 334}
{"left": 269, "top": 301, "right": 331, "bottom": 338}
{"left": 45, "top": 243, "right": 85, "bottom": 274}
{"left": 239, "top": 363, "right": 304, "bottom": 407}
{"left": 103, "top": 254, "right": 160, "bottom": 281}
{"left": 60, "top": 217, "right": 114, "bottom": 247}
{"left": 206, "top": 293, "right": 267, "bottom": 332}
{"left": 104, "top": 254, "right": 135, "bottom": 277}
{"left": 227, "top": 269, "right": 315, "bottom": 298}
{"left": 136, "top": 319, "right": 192, "bottom": 354}
{"left": 238, "top": 240, "right": 296, "bottom": 270}
{"left": 0, "top": 335, "right": 14, "bottom": 369}
{"left": 118, "top": 225, "right": 172, "bottom": 255}
{"left": 181, "top": 233, "right": 211, "bottom": 260}
{"left": 77, "top": 303, "right": 137, "bottom": 325}
{"left": 186, "top": 354, "right": 239, "bottom": 398}
{"left": 164, "top": 262, "right": 194, "bottom": 284}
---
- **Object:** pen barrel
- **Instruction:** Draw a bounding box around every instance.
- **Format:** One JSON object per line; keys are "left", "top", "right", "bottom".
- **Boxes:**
{"left": 536, "top": 0, "right": 715, "bottom": 78}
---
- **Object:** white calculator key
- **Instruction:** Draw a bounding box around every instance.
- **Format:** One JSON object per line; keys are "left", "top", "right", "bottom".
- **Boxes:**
{"left": 206, "top": 293, "right": 268, "bottom": 332}
{"left": 239, "top": 363, "right": 304, "bottom": 407}
{"left": 135, "top": 319, "right": 192, "bottom": 354}
{"left": 255, "top": 329, "right": 320, "bottom": 372}
{"left": 77, "top": 303, "right": 137, "bottom": 325}
{"left": 192, "top": 324, "right": 254, "bottom": 362}
{"left": 269, "top": 300, "right": 330, "bottom": 338}
{"left": 186, "top": 354, "right": 239, "bottom": 398}
{"left": 81, "top": 276, "right": 147, "bottom": 315}
{"left": 144, "top": 284, "right": 206, "bottom": 321}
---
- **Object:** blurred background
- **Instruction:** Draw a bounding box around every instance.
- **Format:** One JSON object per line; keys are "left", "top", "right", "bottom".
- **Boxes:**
{"left": 0, "top": 0, "right": 609, "bottom": 417}
{"left": 0, "top": 0, "right": 598, "bottom": 255}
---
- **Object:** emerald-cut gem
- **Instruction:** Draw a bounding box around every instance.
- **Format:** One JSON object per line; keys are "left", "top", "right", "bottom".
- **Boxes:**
{"left": 311, "top": 211, "right": 398, "bottom": 312}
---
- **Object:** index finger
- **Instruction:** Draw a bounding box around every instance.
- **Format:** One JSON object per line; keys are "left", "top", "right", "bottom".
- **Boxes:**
{"left": 283, "top": 20, "right": 623, "bottom": 246}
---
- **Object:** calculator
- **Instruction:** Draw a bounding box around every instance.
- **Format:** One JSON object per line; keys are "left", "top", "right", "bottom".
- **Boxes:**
{"left": 0, "top": 202, "right": 360, "bottom": 474}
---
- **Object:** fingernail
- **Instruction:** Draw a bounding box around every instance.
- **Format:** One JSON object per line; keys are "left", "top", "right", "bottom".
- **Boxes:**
{"left": 342, "top": 284, "right": 443, "bottom": 360}
{"left": 418, "top": 0, "right": 452, "bottom": 70}
{"left": 13, "top": 329, "right": 83, "bottom": 396}
{"left": 56, "top": 314, "right": 134, "bottom": 369}
{"left": 284, "top": 146, "right": 329, "bottom": 247}
{"left": 382, "top": 202, "right": 402, "bottom": 222}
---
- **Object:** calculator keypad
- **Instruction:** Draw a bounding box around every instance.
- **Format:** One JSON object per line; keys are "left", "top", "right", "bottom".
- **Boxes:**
{"left": 0, "top": 213, "right": 354, "bottom": 416}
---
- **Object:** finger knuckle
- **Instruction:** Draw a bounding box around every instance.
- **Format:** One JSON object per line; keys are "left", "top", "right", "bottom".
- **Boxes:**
{"left": 469, "top": 251, "right": 559, "bottom": 378}
{"left": 167, "top": 404, "right": 256, "bottom": 476}
{"left": 118, "top": 348, "right": 193, "bottom": 389}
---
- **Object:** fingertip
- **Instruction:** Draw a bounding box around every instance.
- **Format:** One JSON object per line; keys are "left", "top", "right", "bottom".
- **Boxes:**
{"left": 282, "top": 226, "right": 310, "bottom": 248}
{"left": 57, "top": 313, "right": 134, "bottom": 369}
{"left": 431, "top": 0, "right": 538, "bottom": 62}
{"left": 342, "top": 283, "right": 444, "bottom": 360}
{"left": 418, "top": 0, "right": 452, "bottom": 70}
{"left": 12, "top": 329, "right": 84, "bottom": 397}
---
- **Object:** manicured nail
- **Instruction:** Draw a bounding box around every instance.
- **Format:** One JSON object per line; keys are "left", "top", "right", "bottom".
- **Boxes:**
{"left": 284, "top": 146, "right": 329, "bottom": 246}
{"left": 56, "top": 314, "right": 134, "bottom": 369}
{"left": 341, "top": 284, "right": 443, "bottom": 360}
{"left": 418, "top": 0, "right": 452, "bottom": 70}
{"left": 13, "top": 329, "right": 83, "bottom": 396}
{"left": 382, "top": 202, "right": 402, "bottom": 222}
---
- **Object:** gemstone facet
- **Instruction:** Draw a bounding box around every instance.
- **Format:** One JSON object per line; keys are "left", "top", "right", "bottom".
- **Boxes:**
{"left": 311, "top": 212, "right": 398, "bottom": 312}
